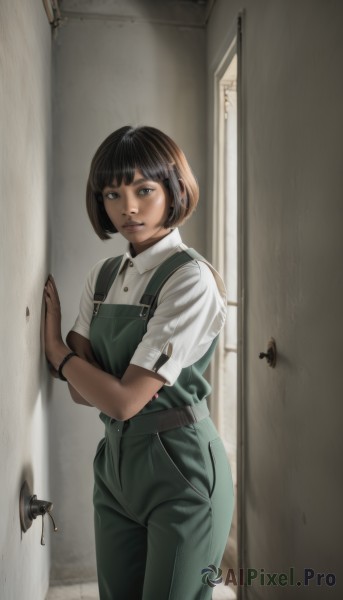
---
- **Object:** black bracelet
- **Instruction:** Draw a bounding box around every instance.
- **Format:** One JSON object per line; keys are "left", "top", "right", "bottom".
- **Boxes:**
{"left": 58, "top": 352, "right": 77, "bottom": 381}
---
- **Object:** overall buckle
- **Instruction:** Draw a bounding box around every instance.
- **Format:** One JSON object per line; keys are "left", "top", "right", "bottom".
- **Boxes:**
{"left": 92, "top": 301, "right": 103, "bottom": 316}
{"left": 93, "top": 292, "right": 106, "bottom": 316}
{"left": 139, "top": 293, "right": 154, "bottom": 318}
{"left": 139, "top": 304, "right": 150, "bottom": 318}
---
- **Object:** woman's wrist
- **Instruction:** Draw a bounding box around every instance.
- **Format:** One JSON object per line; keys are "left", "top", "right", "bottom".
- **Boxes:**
{"left": 58, "top": 351, "right": 78, "bottom": 381}
{"left": 48, "top": 342, "right": 72, "bottom": 372}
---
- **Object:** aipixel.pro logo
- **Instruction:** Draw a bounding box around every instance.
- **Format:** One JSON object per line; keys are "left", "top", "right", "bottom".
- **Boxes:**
{"left": 201, "top": 564, "right": 223, "bottom": 588}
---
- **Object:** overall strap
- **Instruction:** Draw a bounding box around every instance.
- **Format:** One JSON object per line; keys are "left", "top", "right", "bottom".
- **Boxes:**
{"left": 139, "top": 248, "right": 205, "bottom": 320}
{"left": 92, "top": 255, "right": 123, "bottom": 316}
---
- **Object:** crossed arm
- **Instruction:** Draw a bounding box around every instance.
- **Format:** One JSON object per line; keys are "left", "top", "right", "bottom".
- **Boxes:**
{"left": 44, "top": 276, "right": 165, "bottom": 421}
{"left": 65, "top": 330, "right": 99, "bottom": 406}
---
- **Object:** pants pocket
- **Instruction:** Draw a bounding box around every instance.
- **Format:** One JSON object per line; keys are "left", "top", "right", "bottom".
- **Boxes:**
{"left": 208, "top": 437, "right": 234, "bottom": 517}
{"left": 154, "top": 429, "right": 211, "bottom": 501}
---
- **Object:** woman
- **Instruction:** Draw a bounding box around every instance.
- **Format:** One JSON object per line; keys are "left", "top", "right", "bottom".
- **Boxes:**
{"left": 44, "top": 125, "right": 234, "bottom": 599}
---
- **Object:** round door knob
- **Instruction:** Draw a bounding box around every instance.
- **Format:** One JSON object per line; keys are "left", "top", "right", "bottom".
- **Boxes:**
{"left": 259, "top": 337, "right": 277, "bottom": 368}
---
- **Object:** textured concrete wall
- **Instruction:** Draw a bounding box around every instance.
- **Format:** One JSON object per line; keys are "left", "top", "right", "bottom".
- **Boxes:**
{"left": 50, "top": 7, "right": 206, "bottom": 582}
{"left": 0, "top": 1, "right": 52, "bottom": 598}
{"left": 207, "top": 1, "right": 343, "bottom": 598}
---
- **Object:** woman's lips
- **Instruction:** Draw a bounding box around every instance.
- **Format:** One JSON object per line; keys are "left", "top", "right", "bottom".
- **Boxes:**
{"left": 122, "top": 222, "right": 144, "bottom": 232}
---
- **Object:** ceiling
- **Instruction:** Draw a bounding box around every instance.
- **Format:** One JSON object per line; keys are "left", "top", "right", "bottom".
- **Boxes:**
{"left": 58, "top": 0, "right": 213, "bottom": 27}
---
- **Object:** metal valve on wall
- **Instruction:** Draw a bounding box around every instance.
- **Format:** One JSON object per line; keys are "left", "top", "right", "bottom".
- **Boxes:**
{"left": 19, "top": 480, "right": 58, "bottom": 546}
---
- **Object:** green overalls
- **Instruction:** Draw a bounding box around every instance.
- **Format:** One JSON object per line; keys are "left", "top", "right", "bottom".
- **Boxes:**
{"left": 90, "top": 249, "right": 234, "bottom": 600}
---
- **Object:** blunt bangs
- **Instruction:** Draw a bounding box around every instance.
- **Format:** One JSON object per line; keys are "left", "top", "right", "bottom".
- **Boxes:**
{"left": 89, "top": 127, "right": 170, "bottom": 194}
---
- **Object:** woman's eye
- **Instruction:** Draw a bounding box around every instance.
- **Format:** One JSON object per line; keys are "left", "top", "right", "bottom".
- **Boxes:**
{"left": 105, "top": 192, "right": 119, "bottom": 200}
{"left": 138, "top": 188, "right": 154, "bottom": 196}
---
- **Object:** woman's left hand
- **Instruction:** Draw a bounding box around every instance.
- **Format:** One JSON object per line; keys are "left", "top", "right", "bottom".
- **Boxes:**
{"left": 44, "top": 274, "right": 69, "bottom": 369}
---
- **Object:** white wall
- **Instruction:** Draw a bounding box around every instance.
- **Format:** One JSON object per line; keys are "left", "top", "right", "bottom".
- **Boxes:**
{"left": 50, "top": 5, "right": 206, "bottom": 582}
{"left": 0, "top": 1, "right": 52, "bottom": 599}
{"left": 207, "top": 1, "right": 343, "bottom": 598}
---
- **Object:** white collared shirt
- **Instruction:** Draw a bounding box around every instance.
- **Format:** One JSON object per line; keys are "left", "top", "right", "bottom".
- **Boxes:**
{"left": 71, "top": 228, "right": 227, "bottom": 386}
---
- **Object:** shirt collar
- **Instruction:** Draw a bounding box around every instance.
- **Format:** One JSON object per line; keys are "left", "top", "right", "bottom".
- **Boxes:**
{"left": 119, "top": 228, "right": 183, "bottom": 275}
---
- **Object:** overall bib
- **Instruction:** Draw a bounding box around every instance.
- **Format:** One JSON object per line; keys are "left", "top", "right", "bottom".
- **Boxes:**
{"left": 90, "top": 249, "right": 234, "bottom": 600}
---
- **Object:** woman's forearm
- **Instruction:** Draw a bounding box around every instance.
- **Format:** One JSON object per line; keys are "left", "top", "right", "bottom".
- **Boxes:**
{"left": 49, "top": 343, "right": 164, "bottom": 421}
{"left": 65, "top": 330, "right": 100, "bottom": 406}
{"left": 61, "top": 353, "right": 127, "bottom": 417}
{"left": 68, "top": 382, "right": 93, "bottom": 406}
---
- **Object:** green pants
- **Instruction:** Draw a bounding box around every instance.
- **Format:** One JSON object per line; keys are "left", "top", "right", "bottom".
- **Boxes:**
{"left": 93, "top": 415, "right": 234, "bottom": 599}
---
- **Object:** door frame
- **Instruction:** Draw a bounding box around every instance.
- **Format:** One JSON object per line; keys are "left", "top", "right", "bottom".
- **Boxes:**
{"left": 210, "top": 12, "right": 247, "bottom": 599}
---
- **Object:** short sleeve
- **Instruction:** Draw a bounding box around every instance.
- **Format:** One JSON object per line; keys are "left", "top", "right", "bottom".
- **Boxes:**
{"left": 130, "top": 260, "right": 227, "bottom": 385}
{"left": 70, "top": 259, "right": 108, "bottom": 339}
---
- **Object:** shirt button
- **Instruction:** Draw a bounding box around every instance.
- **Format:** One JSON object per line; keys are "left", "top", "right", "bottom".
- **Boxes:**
{"left": 123, "top": 286, "right": 129, "bottom": 292}
{"left": 129, "top": 261, "right": 134, "bottom": 267}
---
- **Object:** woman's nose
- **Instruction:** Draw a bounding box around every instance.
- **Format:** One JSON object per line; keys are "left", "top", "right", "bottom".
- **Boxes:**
{"left": 121, "top": 194, "right": 139, "bottom": 214}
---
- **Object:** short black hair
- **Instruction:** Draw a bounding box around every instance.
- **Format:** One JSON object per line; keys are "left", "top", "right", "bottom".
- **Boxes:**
{"left": 86, "top": 125, "right": 199, "bottom": 239}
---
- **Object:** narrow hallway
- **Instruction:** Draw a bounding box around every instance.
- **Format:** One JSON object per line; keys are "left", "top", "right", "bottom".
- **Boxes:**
{"left": 1, "top": 1, "right": 342, "bottom": 599}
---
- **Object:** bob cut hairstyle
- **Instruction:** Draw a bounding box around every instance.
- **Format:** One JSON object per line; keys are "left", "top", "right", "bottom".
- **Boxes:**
{"left": 86, "top": 125, "right": 199, "bottom": 240}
